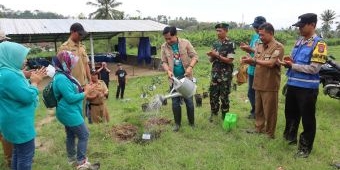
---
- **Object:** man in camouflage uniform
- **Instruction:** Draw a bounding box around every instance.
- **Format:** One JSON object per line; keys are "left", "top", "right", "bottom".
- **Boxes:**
{"left": 207, "top": 23, "right": 236, "bottom": 122}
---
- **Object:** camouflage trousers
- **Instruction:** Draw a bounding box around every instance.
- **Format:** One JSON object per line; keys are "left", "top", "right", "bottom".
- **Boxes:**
{"left": 209, "top": 80, "right": 232, "bottom": 115}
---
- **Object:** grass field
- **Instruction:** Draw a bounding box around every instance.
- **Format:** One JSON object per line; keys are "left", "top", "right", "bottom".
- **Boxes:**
{"left": 1, "top": 43, "right": 340, "bottom": 170}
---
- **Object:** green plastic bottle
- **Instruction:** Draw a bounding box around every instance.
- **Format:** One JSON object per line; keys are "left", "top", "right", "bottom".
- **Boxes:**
{"left": 222, "top": 113, "right": 238, "bottom": 131}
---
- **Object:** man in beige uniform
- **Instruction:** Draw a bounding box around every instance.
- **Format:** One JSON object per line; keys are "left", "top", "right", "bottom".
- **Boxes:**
{"left": 242, "top": 23, "right": 284, "bottom": 138}
{"left": 87, "top": 71, "right": 109, "bottom": 123}
{"left": 59, "top": 22, "right": 91, "bottom": 86}
{"left": 59, "top": 23, "right": 91, "bottom": 118}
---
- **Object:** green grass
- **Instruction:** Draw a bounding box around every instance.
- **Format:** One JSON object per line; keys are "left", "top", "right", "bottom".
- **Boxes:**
{"left": 1, "top": 43, "right": 340, "bottom": 170}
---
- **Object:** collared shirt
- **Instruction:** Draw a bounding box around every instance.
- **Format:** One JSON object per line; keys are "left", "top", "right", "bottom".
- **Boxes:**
{"left": 58, "top": 38, "right": 89, "bottom": 85}
{"left": 253, "top": 39, "right": 284, "bottom": 91}
{"left": 161, "top": 38, "right": 198, "bottom": 79}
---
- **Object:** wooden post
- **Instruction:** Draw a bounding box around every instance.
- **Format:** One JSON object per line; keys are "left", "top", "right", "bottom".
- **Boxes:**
{"left": 90, "top": 33, "right": 95, "bottom": 70}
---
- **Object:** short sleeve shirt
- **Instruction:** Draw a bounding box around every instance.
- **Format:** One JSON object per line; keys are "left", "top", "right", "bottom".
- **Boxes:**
{"left": 253, "top": 40, "right": 284, "bottom": 91}
{"left": 115, "top": 69, "right": 127, "bottom": 84}
{"left": 59, "top": 38, "right": 89, "bottom": 85}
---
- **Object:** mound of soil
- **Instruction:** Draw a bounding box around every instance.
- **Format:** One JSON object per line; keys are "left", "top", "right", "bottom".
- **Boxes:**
{"left": 111, "top": 124, "right": 138, "bottom": 141}
{"left": 144, "top": 117, "right": 171, "bottom": 128}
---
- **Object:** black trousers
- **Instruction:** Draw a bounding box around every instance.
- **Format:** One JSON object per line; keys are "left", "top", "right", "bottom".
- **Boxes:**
{"left": 103, "top": 79, "right": 109, "bottom": 89}
{"left": 116, "top": 83, "right": 125, "bottom": 99}
{"left": 284, "top": 85, "right": 318, "bottom": 152}
{"left": 172, "top": 96, "right": 195, "bottom": 126}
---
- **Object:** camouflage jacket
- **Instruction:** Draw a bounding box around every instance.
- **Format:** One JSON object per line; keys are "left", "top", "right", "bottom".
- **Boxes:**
{"left": 211, "top": 38, "right": 236, "bottom": 83}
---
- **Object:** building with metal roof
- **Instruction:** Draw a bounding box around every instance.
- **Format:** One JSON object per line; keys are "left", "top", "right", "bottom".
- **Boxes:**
{"left": 0, "top": 19, "right": 169, "bottom": 69}
{"left": 0, "top": 19, "right": 168, "bottom": 43}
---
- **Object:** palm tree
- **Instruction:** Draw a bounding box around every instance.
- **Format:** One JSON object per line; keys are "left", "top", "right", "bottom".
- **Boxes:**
{"left": 320, "top": 9, "right": 336, "bottom": 38}
{"left": 87, "top": 0, "right": 123, "bottom": 20}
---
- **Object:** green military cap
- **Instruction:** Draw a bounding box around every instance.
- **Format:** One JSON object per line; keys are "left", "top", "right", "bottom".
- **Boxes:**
{"left": 215, "top": 23, "right": 229, "bottom": 29}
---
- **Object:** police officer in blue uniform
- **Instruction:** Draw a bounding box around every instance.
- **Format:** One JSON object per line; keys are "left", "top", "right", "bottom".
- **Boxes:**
{"left": 280, "top": 13, "right": 327, "bottom": 158}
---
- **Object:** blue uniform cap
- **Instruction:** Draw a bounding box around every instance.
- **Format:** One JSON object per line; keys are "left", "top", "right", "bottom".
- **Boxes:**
{"left": 251, "top": 16, "right": 266, "bottom": 28}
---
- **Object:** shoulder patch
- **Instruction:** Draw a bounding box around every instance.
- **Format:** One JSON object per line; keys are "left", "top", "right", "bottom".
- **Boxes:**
{"left": 317, "top": 43, "right": 325, "bottom": 53}
{"left": 311, "top": 41, "right": 328, "bottom": 64}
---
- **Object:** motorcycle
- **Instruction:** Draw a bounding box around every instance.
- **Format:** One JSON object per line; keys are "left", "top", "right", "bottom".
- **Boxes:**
{"left": 319, "top": 55, "right": 340, "bottom": 100}
{"left": 282, "top": 55, "right": 340, "bottom": 99}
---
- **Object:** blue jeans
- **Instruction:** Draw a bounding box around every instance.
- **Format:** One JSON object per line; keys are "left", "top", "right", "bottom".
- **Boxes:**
{"left": 65, "top": 123, "right": 89, "bottom": 164}
{"left": 248, "top": 74, "right": 255, "bottom": 116}
{"left": 172, "top": 96, "right": 195, "bottom": 125}
{"left": 11, "top": 139, "right": 35, "bottom": 170}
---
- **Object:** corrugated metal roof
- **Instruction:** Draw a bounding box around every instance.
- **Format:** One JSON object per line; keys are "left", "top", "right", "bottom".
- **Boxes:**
{"left": 0, "top": 19, "right": 169, "bottom": 43}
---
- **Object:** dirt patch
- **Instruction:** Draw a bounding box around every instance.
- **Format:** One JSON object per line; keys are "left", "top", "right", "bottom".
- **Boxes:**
{"left": 107, "top": 63, "right": 164, "bottom": 80}
{"left": 35, "top": 138, "right": 53, "bottom": 152}
{"left": 36, "top": 109, "right": 55, "bottom": 131}
{"left": 37, "top": 63, "right": 164, "bottom": 90}
{"left": 111, "top": 123, "right": 138, "bottom": 142}
{"left": 35, "top": 109, "right": 56, "bottom": 152}
{"left": 144, "top": 117, "right": 171, "bottom": 129}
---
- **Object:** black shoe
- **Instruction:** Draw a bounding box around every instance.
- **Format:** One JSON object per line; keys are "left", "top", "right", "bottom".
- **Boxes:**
{"left": 189, "top": 123, "right": 195, "bottom": 129}
{"left": 287, "top": 140, "right": 297, "bottom": 145}
{"left": 221, "top": 113, "right": 226, "bottom": 120}
{"left": 294, "top": 150, "right": 310, "bottom": 158}
{"left": 209, "top": 114, "right": 216, "bottom": 122}
{"left": 173, "top": 124, "right": 180, "bottom": 132}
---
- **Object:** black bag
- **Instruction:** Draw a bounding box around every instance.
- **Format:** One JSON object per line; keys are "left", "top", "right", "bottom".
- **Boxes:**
{"left": 42, "top": 78, "right": 58, "bottom": 108}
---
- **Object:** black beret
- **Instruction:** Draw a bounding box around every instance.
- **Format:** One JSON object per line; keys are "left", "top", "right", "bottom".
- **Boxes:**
{"left": 215, "top": 23, "right": 229, "bottom": 29}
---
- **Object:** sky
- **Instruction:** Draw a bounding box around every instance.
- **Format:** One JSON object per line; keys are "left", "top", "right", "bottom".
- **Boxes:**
{"left": 1, "top": 0, "right": 340, "bottom": 29}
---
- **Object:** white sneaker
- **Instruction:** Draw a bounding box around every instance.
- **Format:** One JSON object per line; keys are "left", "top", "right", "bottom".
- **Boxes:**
{"left": 76, "top": 159, "right": 91, "bottom": 170}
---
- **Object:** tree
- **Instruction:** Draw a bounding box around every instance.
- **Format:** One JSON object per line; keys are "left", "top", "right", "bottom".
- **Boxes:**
{"left": 87, "top": 0, "right": 123, "bottom": 19}
{"left": 320, "top": 9, "right": 336, "bottom": 38}
{"left": 78, "top": 13, "right": 87, "bottom": 19}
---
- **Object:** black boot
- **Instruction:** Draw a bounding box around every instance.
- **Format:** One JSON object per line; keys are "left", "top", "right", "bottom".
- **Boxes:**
{"left": 208, "top": 114, "right": 216, "bottom": 122}
{"left": 221, "top": 112, "right": 226, "bottom": 120}
{"left": 173, "top": 124, "right": 180, "bottom": 132}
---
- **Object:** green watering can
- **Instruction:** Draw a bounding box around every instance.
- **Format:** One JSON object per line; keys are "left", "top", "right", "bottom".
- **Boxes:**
{"left": 222, "top": 113, "right": 238, "bottom": 131}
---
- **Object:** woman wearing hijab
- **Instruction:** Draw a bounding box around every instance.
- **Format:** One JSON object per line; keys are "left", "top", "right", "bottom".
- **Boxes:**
{"left": 0, "top": 42, "right": 46, "bottom": 170}
{"left": 52, "top": 50, "right": 95, "bottom": 169}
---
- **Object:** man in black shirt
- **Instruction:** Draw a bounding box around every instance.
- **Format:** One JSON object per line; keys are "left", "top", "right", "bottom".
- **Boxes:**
{"left": 115, "top": 63, "right": 127, "bottom": 99}
{"left": 97, "top": 62, "right": 111, "bottom": 93}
